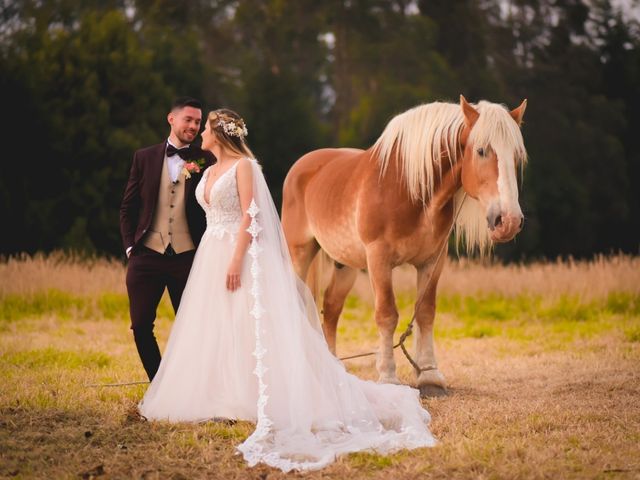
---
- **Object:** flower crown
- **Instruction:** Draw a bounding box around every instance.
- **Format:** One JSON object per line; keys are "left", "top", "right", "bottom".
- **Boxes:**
{"left": 212, "top": 114, "right": 249, "bottom": 139}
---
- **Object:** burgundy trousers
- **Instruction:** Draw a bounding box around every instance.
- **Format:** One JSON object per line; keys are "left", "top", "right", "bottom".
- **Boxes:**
{"left": 125, "top": 246, "right": 195, "bottom": 380}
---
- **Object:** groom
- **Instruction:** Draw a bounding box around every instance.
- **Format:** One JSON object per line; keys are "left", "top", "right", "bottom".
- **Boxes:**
{"left": 120, "top": 97, "right": 215, "bottom": 380}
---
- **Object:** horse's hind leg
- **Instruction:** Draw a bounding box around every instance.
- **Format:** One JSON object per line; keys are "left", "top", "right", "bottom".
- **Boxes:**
{"left": 289, "top": 238, "right": 320, "bottom": 283}
{"left": 282, "top": 201, "right": 319, "bottom": 282}
{"left": 322, "top": 263, "right": 357, "bottom": 355}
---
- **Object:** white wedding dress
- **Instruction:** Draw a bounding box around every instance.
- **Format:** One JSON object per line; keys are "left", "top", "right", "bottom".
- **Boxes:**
{"left": 139, "top": 158, "right": 436, "bottom": 471}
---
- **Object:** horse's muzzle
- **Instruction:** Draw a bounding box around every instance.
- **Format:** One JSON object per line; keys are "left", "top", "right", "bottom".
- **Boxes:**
{"left": 488, "top": 212, "right": 524, "bottom": 242}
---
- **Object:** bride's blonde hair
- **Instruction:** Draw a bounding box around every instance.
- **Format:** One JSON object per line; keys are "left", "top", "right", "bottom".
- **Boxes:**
{"left": 207, "top": 109, "right": 255, "bottom": 159}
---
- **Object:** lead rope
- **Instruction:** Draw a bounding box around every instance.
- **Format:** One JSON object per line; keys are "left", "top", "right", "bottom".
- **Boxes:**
{"left": 339, "top": 193, "right": 467, "bottom": 374}
{"left": 85, "top": 381, "right": 148, "bottom": 387}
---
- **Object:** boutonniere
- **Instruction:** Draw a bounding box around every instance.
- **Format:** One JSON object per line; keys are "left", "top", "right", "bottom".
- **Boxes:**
{"left": 181, "top": 158, "right": 206, "bottom": 179}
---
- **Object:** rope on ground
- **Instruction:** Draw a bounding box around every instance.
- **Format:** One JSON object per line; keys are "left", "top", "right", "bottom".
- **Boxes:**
{"left": 85, "top": 381, "right": 149, "bottom": 387}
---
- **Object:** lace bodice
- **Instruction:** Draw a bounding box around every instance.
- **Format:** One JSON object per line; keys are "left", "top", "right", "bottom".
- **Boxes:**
{"left": 195, "top": 161, "right": 242, "bottom": 241}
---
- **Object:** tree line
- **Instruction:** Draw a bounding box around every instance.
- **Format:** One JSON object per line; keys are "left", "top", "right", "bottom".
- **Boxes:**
{"left": 1, "top": 0, "right": 638, "bottom": 260}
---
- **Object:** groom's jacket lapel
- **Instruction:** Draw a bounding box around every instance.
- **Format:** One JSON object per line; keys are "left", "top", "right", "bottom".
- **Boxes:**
{"left": 135, "top": 143, "right": 165, "bottom": 250}
{"left": 119, "top": 142, "right": 165, "bottom": 252}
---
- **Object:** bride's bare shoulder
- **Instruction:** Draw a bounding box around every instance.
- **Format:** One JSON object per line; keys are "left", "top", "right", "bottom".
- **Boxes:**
{"left": 236, "top": 157, "right": 254, "bottom": 173}
{"left": 236, "top": 157, "right": 254, "bottom": 186}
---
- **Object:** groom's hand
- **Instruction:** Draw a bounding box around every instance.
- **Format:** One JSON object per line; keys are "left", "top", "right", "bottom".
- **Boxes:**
{"left": 226, "top": 259, "right": 242, "bottom": 292}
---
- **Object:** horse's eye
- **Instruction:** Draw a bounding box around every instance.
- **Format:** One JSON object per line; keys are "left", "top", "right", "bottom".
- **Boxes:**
{"left": 477, "top": 147, "right": 485, "bottom": 156}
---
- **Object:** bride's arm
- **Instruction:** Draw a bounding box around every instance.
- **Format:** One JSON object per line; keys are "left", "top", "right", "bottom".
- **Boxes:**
{"left": 226, "top": 158, "right": 254, "bottom": 291}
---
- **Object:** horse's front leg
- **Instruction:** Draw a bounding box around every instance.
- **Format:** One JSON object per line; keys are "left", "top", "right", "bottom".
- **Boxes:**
{"left": 366, "top": 246, "right": 401, "bottom": 384}
{"left": 414, "top": 257, "right": 447, "bottom": 397}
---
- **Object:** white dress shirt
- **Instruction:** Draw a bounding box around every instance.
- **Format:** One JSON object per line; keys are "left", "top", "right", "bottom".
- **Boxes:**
{"left": 166, "top": 139, "right": 188, "bottom": 183}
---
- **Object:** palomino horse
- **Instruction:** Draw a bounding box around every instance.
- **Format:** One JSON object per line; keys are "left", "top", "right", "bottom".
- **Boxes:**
{"left": 282, "top": 96, "right": 527, "bottom": 397}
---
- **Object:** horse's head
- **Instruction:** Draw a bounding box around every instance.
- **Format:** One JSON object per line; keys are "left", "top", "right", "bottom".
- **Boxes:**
{"left": 458, "top": 95, "right": 527, "bottom": 243}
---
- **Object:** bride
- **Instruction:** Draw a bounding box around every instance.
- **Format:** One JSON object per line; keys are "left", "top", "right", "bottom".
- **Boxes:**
{"left": 138, "top": 108, "right": 436, "bottom": 471}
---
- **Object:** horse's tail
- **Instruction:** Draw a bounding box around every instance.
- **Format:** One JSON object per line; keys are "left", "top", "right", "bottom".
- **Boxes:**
{"left": 306, "top": 249, "right": 332, "bottom": 306}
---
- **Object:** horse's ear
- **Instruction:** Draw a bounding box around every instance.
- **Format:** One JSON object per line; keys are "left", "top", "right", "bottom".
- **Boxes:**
{"left": 510, "top": 99, "right": 527, "bottom": 126}
{"left": 460, "top": 95, "right": 479, "bottom": 127}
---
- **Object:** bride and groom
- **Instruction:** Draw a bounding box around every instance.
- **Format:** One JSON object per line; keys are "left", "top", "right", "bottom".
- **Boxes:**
{"left": 119, "top": 97, "right": 435, "bottom": 472}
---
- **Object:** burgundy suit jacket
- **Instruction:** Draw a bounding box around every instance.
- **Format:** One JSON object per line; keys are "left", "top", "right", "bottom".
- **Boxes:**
{"left": 119, "top": 142, "right": 216, "bottom": 253}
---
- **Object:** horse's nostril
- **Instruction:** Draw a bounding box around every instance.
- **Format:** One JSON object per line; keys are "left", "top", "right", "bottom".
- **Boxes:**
{"left": 519, "top": 216, "right": 524, "bottom": 229}
{"left": 494, "top": 215, "right": 502, "bottom": 228}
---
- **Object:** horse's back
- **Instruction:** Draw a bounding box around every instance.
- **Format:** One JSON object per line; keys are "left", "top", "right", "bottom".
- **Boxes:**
{"left": 283, "top": 148, "right": 373, "bottom": 268}
{"left": 283, "top": 148, "right": 364, "bottom": 212}
{"left": 282, "top": 148, "right": 365, "bottom": 254}
{"left": 284, "top": 148, "right": 363, "bottom": 188}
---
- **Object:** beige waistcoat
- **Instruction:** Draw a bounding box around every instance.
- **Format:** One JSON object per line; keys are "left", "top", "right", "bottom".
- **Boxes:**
{"left": 143, "top": 159, "right": 195, "bottom": 254}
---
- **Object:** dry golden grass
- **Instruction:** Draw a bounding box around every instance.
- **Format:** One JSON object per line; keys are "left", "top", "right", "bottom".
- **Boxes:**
{"left": 2, "top": 252, "right": 638, "bottom": 299}
{"left": 351, "top": 254, "right": 640, "bottom": 303}
{"left": 0, "top": 252, "right": 126, "bottom": 295}
{"left": 1, "top": 252, "right": 639, "bottom": 479}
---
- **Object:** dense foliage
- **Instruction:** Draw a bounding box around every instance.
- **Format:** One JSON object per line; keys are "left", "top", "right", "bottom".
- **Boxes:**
{"left": 1, "top": 0, "right": 638, "bottom": 259}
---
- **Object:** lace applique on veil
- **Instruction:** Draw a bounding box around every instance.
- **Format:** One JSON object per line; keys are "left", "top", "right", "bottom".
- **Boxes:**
{"left": 240, "top": 199, "right": 275, "bottom": 461}
{"left": 238, "top": 197, "right": 333, "bottom": 472}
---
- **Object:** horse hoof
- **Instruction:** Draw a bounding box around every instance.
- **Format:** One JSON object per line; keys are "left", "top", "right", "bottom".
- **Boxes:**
{"left": 419, "top": 384, "right": 448, "bottom": 398}
{"left": 377, "top": 375, "right": 402, "bottom": 385}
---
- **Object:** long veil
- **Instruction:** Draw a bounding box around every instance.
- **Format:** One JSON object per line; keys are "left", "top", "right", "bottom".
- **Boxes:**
{"left": 236, "top": 159, "right": 435, "bottom": 471}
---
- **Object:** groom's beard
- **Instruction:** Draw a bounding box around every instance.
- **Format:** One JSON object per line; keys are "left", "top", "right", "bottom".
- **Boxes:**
{"left": 177, "top": 129, "right": 197, "bottom": 145}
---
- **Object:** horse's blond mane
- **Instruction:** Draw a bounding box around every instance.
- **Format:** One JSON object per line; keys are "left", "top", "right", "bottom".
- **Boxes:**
{"left": 373, "top": 102, "right": 464, "bottom": 203}
{"left": 372, "top": 100, "right": 527, "bottom": 255}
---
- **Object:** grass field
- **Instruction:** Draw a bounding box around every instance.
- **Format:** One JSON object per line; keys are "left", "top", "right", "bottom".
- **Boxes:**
{"left": 1, "top": 253, "right": 639, "bottom": 479}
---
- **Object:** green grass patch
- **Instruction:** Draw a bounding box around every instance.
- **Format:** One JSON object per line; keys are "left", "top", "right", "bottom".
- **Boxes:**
{"left": 97, "top": 293, "right": 130, "bottom": 319}
{"left": 438, "top": 293, "right": 533, "bottom": 321}
{"left": 0, "top": 289, "right": 175, "bottom": 323}
{"left": 2, "top": 347, "right": 111, "bottom": 370}
{"left": 347, "top": 451, "right": 395, "bottom": 470}
{"left": 344, "top": 294, "right": 363, "bottom": 310}
{"left": 334, "top": 292, "right": 640, "bottom": 344}
{"left": 606, "top": 292, "right": 640, "bottom": 315}
{"left": 337, "top": 294, "right": 376, "bottom": 340}
{"left": 0, "top": 290, "right": 91, "bottom": 322}
{"left": 624, "top": 325, "right": 640, "bottom": 342}
{"left": 201, "top": 423, "right": 251, "bottom": 441}
{"left": 539, "top": 296, "right": 596, "bottom": 322}
{"left": 436, "top": 293, "right": 640, "bottom": 324}
{"left": 465, "top": 324, "right": 500, "bottom": 339}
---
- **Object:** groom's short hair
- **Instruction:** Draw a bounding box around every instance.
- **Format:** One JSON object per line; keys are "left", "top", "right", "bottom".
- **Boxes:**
{"left": 171, "top": 96, "right": 202, "bottom": 112}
